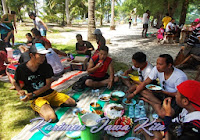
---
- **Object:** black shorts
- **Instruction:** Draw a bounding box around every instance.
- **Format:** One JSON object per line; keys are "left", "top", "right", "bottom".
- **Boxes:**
{"left": 143, "top": 24, "right": 148, "bottom": 29}
{"left": 153, "top": 92, "right": 182, "bottom": 117}
{"left": 0, "top": 69, "right": 6, "bottom": 75}
{"left": 87, "top": 74, "right": 109, "bottom": 81}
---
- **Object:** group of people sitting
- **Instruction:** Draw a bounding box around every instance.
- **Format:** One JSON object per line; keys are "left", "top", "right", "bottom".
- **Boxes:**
{"left": 0, "top": 16, "right": 200, "bottom": 139}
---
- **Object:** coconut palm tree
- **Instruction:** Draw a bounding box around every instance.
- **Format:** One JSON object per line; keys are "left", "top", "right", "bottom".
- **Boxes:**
{"left": 88, "top": 0, "right": 96, "bottom": 41}
{"left": 65, "top": 0, "right": 71, "bottom": 26}
{"left": 2, "top": 0, "right": 8, "bottom": 14}
{"left": 110, "top": 0, "right": 115, "bottom": 30}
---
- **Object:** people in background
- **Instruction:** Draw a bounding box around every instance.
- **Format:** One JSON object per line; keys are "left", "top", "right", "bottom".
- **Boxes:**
{"left": 142, "top": 10, "right": 150, "bottom": 38}
{"left": 75, "top": 34, "right": 94, "bottom": 57}
{"left": 29, "top": 12, "right": 48, "bottom": 38}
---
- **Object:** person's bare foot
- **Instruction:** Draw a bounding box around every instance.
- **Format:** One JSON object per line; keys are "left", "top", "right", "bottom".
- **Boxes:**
{"left": 9, "top": 86, "right": 15, "bottom": 90}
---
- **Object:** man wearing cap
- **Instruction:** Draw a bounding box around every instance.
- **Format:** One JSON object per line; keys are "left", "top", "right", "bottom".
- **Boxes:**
{"left": 93, "top": 29, "right": 106, "bottom": 56}
{"left": 13, "top": 43, "right": 76, "bottom": 122}
{"left": 128, "top": 54, "right": 187, "bottom": 118}
{"left": 163, "top": 80, "right": 200, "bottom": 139}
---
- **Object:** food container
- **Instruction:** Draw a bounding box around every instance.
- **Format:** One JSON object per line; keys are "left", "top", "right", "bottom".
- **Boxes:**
{"left": 92, "top": 109, "right": 104, "bottom": 117}
{"left": 109, "top": 96, "right": 120, "bottom": 104}
{"left": 90, "top": 102, "right": 101, "bottom": 111}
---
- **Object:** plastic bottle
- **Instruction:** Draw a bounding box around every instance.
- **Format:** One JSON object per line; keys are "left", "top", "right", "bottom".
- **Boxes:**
{"left": 138, "top": 100, "right": 144, "bottom": 108}
{"left": 129, "top": 105, "right": 134, "bottom": 118}
{"left": 140, "top": 106, "right": 146, "bottom": 117}
{"left": 135, "top": 104, "right": 140, "bottom": 118}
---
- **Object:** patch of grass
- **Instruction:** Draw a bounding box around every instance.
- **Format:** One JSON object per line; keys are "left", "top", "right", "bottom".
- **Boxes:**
{"left": 52, "top": 42, "right": 76, "bottom": 54}
{"left": 50, "top": 28, "right": 74, "bottom": 33}
{"left": 0, "top": 82, "right": 34, "bottom": 140}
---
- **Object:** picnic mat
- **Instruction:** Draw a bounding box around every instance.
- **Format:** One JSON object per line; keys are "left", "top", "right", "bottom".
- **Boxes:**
{"left": 12, "top": 83, "right": 155, "bottom": 140}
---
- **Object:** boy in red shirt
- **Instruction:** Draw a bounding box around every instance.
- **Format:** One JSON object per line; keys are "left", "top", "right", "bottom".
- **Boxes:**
{"left": 85, "top": 46, "right": 116, "bottom": 89}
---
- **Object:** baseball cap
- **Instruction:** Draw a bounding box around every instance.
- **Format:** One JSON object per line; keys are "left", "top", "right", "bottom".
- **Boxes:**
{"left": 194, "top": 18, "right": 200, "bottom": 23}
{"left": 30, "top": 43, "right": 50, "bottom": 54}
{"left": 93, "top": 29, "right": 102, "bottom": 35}
{"left": 177, "top": 80, "right": 200, "bottom": 111}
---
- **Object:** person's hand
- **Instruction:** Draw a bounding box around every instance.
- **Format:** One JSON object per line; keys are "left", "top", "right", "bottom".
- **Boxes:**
{"left": 21, "top": 93, "right": 32, "bottom": 102}
{"left": 127, "top": 92, "right": 135, "bottom": 100}
{"left": 123, "top": 71, "right": 128, "bottom": 76}
{"left": 96, "top": 62, "right": 103, "bottom": 68}
{"left": 4, "top": 37, "right": 9, "bottom": 42}
{"left": 163, "top": 97, "right": 172, "bottom": 116}
{"left": 107, "top": 80, "right": 113, "bottom": 89}
{"left": 153, "top": 90, "right": 163, "bottom": 94}
{"left": 17, "top": 90, "right": 26, "bottom": 96}
{"left": 134, "top": 124, "right": 144, "bottom": 134}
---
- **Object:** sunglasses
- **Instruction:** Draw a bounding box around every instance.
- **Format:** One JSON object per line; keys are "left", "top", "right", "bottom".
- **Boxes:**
{"left": 139, "top": 70, "right": 144, "bottom": 81}
{"left": 162, "top": 81, "right": 165, "bottom": 90}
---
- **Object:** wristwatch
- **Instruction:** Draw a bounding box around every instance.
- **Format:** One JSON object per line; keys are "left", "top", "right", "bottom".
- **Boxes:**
{"left": 32, "top": 92, "right": 36, "bottom": 97}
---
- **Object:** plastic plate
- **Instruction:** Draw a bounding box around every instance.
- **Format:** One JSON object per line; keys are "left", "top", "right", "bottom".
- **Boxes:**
{"left": 146, "top": 84, "right": 162, "bottom": 91}
{"left": 98, "top": 94, "right": 111, "bottom": 101}
{"left": 122, "top": 98, "right": 136, "bottom": 105}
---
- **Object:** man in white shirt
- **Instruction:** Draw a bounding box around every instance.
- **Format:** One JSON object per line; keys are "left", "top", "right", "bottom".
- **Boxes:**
{"left": 121, "top": 52, "right": 154, "bottom": 93}
{"left": 142, "top": 10, "right": 150, "bottom": 38}
{"left": 165, "top": 18, "right": 175, "bottom": 34}
{"left": 128, "top": 54, "right": 187, "bottom": 118}
{"left": 29, "top": 12, "right": 48, "bottom": 38}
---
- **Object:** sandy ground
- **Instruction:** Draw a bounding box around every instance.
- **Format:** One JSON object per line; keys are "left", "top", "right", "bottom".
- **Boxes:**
{"left": 49, "top": 23, "right": 197, "bottom": 79}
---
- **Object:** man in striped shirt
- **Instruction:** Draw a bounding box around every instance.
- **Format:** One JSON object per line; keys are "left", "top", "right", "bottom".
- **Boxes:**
{"left": 174, "top": 18, "right": 200, "bottom": 68}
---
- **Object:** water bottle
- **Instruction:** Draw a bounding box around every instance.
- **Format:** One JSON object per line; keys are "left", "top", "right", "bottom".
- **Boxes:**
{"left": 129, "top": 105, "right": 134, "bottom": 118}
{"left": 140, "top": 106, "right": 146, "bottom": 117}
{"left": 138, "top": 100, "right": 144, "bottom": 108}
{"left": 135, "top": 104, "right": 140, "bottom": 118}
{"left": 69, "top": 54, "right": 74, "bottom": 60}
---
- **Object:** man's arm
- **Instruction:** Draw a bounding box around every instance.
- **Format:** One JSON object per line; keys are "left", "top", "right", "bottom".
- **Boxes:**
{"left": 39, "top": 20, "right": 48, "bottom": 31}
{"left": 127, "top": 77, "right": 152, "bottom": 99}
{"left": 124, "top": 67, "right": 133, "bottom": 76}
{"left": 21, "top": 78, "right": 53, "bottom": 101}
{"left": 13, "top": 15, "right": 17, "bottom": 33}
{"left": 162, "top": 91, "right": 177, "bottom": 97}
{"left": 1, "top": 14, "right": 10, "bottom": 23}
{"left": 87, "top": 42, "right": 94, "bottom": 51}
{"left": 107, "top": 61, "right": 114, "bottom": 89}
{"left": 87, "top": 59, "right": 102, "bottom": 73}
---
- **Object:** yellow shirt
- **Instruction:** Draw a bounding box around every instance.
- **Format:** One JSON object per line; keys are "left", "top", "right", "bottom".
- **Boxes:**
{"left": 162, "top": 16, "right": 172, "bottom": 29}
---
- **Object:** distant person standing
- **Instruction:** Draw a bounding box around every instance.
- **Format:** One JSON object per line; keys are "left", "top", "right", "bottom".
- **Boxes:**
{"left": 29, "top": 12, "right": 48, "bottom": 38}
{"left": 142, "top": 10, "right": 150, "bottom": 38}
{"left": 1, "top": 11, "right": 17, "bottom": 47}
{"left": 162, "top": 13, "right": 172, "bottom": 30}
{"left": 128, "top": 16, "right": 132, "bottom": 29}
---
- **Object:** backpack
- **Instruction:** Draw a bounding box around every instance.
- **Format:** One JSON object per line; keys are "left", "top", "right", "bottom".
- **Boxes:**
{"left": 72, "top": 75, "right": 88, "bottom": 91}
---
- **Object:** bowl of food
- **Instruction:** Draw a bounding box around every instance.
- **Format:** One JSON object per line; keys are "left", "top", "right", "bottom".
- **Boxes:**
{"left": 122, "top": 98, "right": 136, "bottom": 106}
{"left": 92, "top": 109, "right": 104, "bottom": 117}
{"left": 72, "top": 108, "right": 87, "bottom": 116}
{"left": 90, "top": 102, "right": 101, "bottom": 111}
{"left": 109, "top": 96, "right": 120, "bottom": 103}
{"left": 81, "top": 113, "right": 101, "bottom": 127}
{"left": 98, "top": 94, "right": 111, "bottom": 101}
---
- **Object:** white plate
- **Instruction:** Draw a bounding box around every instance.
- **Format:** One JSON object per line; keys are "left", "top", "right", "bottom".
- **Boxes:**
{"left": 107, "top": 130, "right": 128, "bottom": 137}
{"left": 146, "top": 84, "right": 162, "bottom": 91}
{"left": 98, "top": 94, "right": 111, "bottom": 101}
{"left": 104, "top": 103, "right": 124, "bottom": 119}
{"left": 112, "top": 91, "right": 125, "bottom": 97}
{"left": 66, "top": 131, "right": 81, "bottom": 139}
{"left": 125, "top": 137, "right": 141, "bottom": 140}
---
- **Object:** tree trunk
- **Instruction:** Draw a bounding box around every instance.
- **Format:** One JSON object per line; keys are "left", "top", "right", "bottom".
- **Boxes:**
{"left": 156, "top": 14, "right": 163, "bottom": 29}
{"left": 168, "top": 0, "right": 179, "bottom": 17}
{"left": 100, "top": 15, "right": 103, "bottom": 26}
{"left": 88, "top": 0, "right": 96, "bottom": 41}
{"left": 2, "top": 0, "right": 8, "bottom": 14}
{"left": 107, "top": 11, "right": 110, "bottom": 23}
{"left": 110, "top": 0, "right": 115, "bottom": 30}
{"left": 179, "top": 0, "right": 189, "bottom": 25}
{"left": 65, "top": 0, "right": 71, "bottom": 26}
